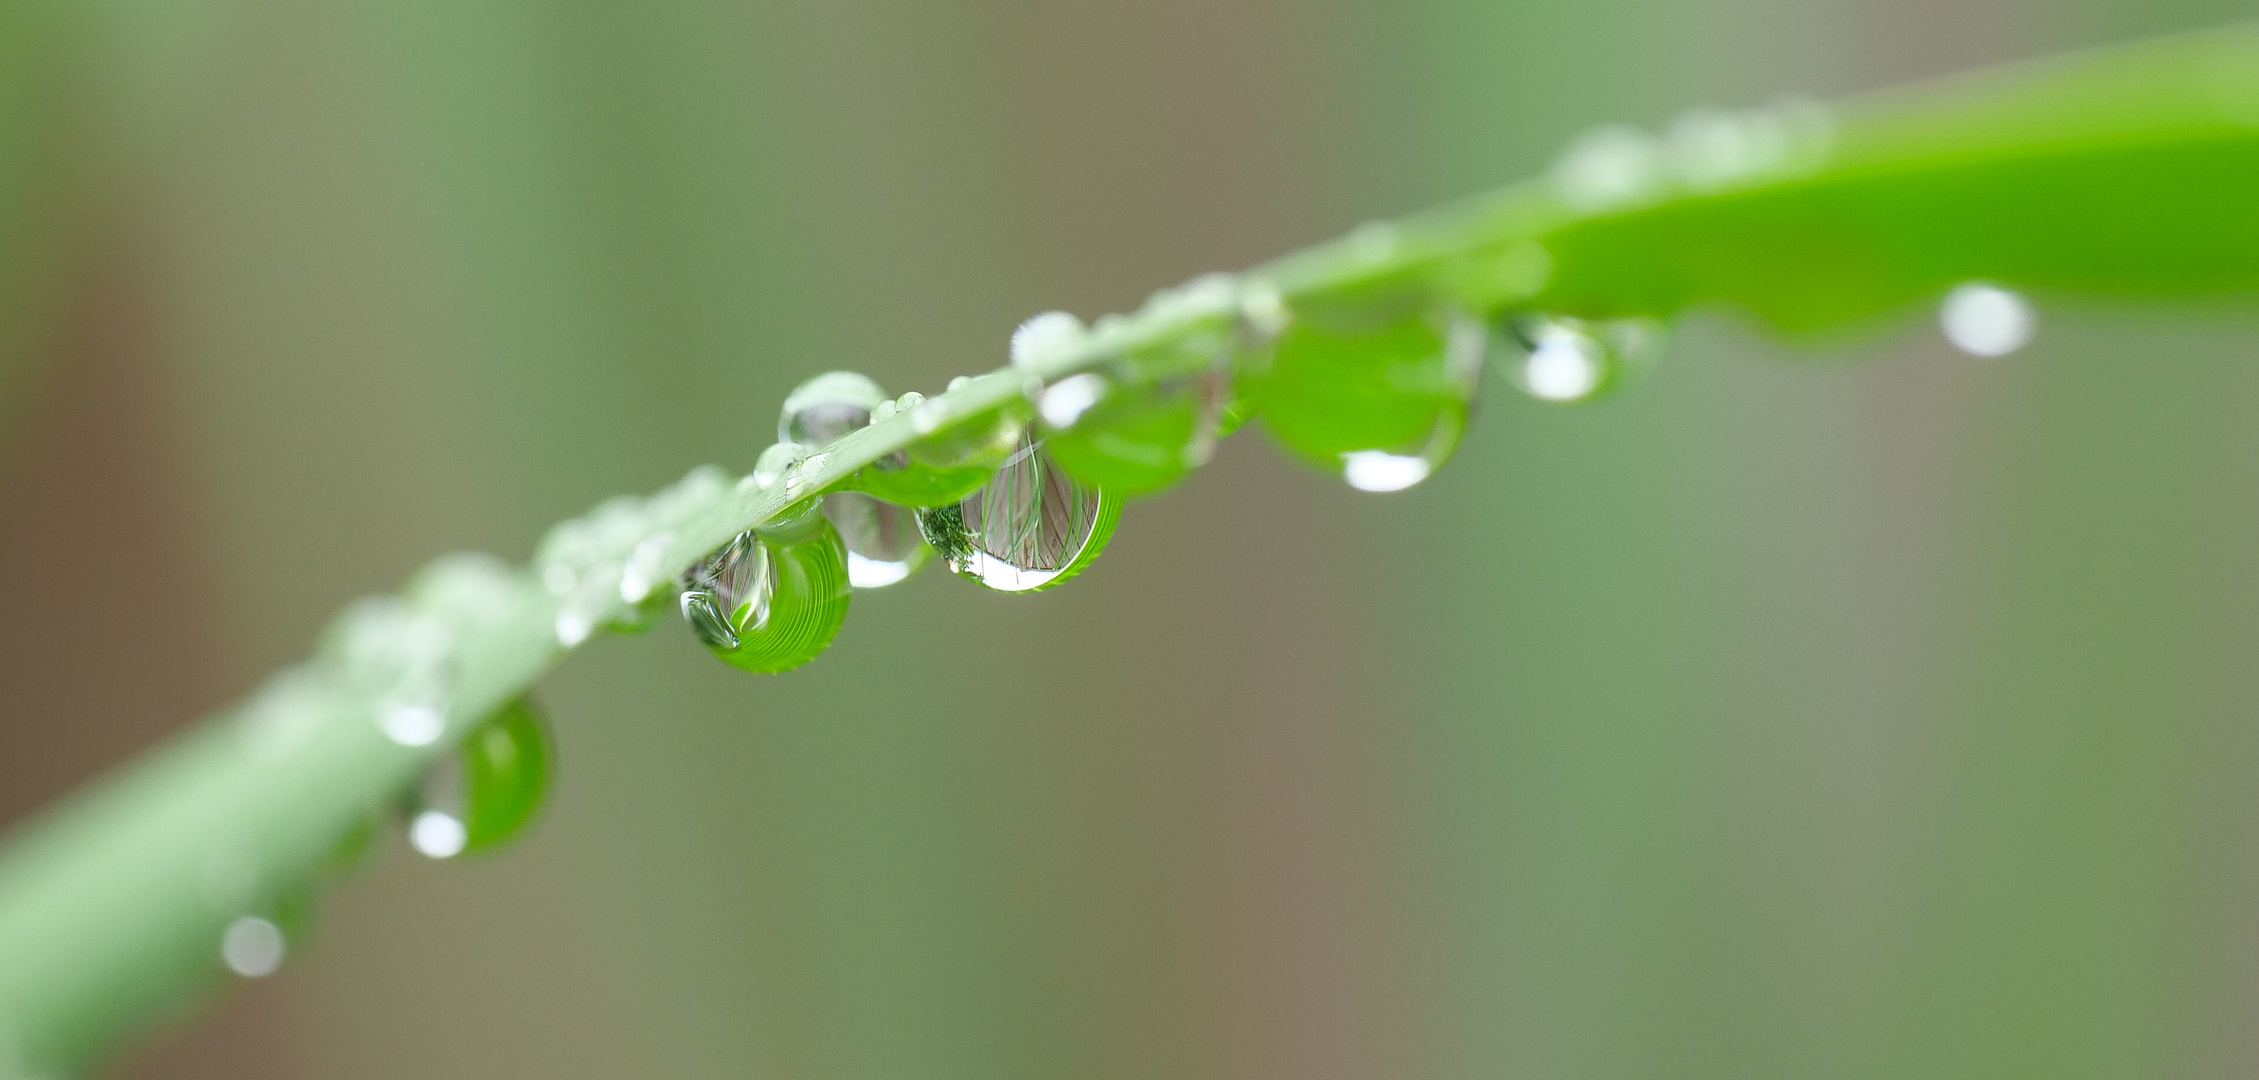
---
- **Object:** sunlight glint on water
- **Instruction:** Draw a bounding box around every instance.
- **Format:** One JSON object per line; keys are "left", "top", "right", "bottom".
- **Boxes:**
{"left": 1940, "top": 282, "right": 2035, "bottom": 357}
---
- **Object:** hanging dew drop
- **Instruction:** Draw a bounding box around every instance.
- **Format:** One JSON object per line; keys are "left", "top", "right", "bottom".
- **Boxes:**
{"left": 679, "top": 500, "right": 851, "bottom": 672}
{"left": 917, "top": 436, "right": 1120, "bottom": 592}
{"left": 1939, "top": 282, "right": 2035, "bottom": 357}
{"left": 403, "top": 696, "right": 553, "bottom": 859}
{"left": 1238, "top": 288, "right": 1482, "bottom": 491}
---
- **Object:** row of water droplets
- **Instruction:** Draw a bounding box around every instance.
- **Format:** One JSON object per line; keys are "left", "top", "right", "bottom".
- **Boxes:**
{"left": 191, "top": 101, "right": 2043, "bottom": 991}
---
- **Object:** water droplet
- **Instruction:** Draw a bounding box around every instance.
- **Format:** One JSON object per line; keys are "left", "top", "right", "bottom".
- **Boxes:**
{"left": 679, "top": 502, "right": 851, "bottom": 672}
{"left": 947, "top": 375, "right": 972, "bottom": 392}
{"left": 1010, "top": 311, "right": 1087, "bottom": 373}
{"left": 1494, "top": 313, "right": 1670, "bottom": 403}
{"left": 751, "top": 442, "right": 803, "bottom": 491}
{"left": 1040, "top": 321, "right": 1235, "bottom": 496}
{"left": 825, "top": 491, "right": 930, "bottom": 589}
{"left": 404, "top": 696, "right": 553, "bottom": 858}
{"left": 1939, "top": 282, "right": 2034, "bottom": 357}
{"left": 780, "top": 372, "right": 887, "bottom": 446}
{"left": 1239, "top": 295, "right": 1483, "bottom": 487}
{"left": 917, "top": 437, "right": 1120, "bottom": 592}
{"left": 1553, "top": 124, "right": 1666, "bottom": 212}
{"left": 221, "top": 916, "right": 286, "bottom": 977}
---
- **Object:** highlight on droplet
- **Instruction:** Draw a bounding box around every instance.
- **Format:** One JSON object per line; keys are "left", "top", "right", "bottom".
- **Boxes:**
{"left": 409, "top": 810, "right": 468, "bottom": 859}
{"left": 1939, "top": 282, "right": 2035, "bottom": 357}
{"left": 1341, "top": 450, "right": 1433, "bottom": 493}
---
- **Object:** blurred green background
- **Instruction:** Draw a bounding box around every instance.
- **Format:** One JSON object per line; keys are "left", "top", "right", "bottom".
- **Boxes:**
{"left": 6, "top": 0, "right": 2259, "bottom": 1077}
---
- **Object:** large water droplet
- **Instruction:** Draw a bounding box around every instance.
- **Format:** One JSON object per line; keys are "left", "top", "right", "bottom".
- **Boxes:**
{"left": 917, "top": 437, "right": 1120, "bottom": 592}
{"left": 1039, "top": 320, "right": 1236, "bottom": 497}
{"left": 1492, "top": 313, "right": 1669, "bottom": 403}
{"left": 825, "top": 491, "right": 930, "bottom": 589}
{"left": 679, "top": 500, "right": 851, "bottom": 672}
{"left": 1939, "top": 282, "right": 2035, "bottom": 357}
{"left": 404, "top": 696, "right": 553, "bottom": 859}
{"left": 1238, "top": 292, "right": 1483, "bottom": 490}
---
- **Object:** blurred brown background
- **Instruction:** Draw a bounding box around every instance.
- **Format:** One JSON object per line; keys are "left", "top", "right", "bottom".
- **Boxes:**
{"left": 6, "top": 0, "right": 2259, "bottom": 1077}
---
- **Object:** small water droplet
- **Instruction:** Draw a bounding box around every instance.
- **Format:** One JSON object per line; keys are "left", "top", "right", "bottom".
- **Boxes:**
{"left": 947, "top": 375, "right": 972, "bottom": 392}
{"left": 918, "top": 437, "right": 1120, "bottom": 592}
{"left": 1038, "top": 373, "right": 1109, "bottom": 429}
{"left": 825, "top": 491, "right": 930, "bottom": 589}
{"left": 221, "top": 916, "right": 286, "bottom": 977}
{"left": 1553, "top": 124, "right": 1665, "bottom": 212}
{"left": 404, "top": 696, "right": 552, "bottom": 858}
{"left": 1010, "top": 311, "right": 1087, "bottom": 372}
{"left": 1494, "top": 313, "right": 1670, "bottom": 403}
{"left": 679, "top": 504, "right": 851, "bottom": 672}
{"left": 910, "top": 401, "right": 945, "bottom": 434}
{"left": 751, "top": 442, "right": 803, "bottom": 491}
{"left": 1939, "top": 282, "right": 2034, "bottom": 357}
{"left": 780, "top": 372, "right": 887, "bottom": 446}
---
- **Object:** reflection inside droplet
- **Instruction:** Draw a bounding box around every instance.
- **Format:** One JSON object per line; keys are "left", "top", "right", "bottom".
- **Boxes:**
{"left": 221, "top": 916, "right": 286, "bottom": 977}
{"left": 1341, "top": 451, "right": 1433, "bottom": 493}
{"left": 1940, "top": 282, "right": 2035, "bottom": 357}
{"left": 919, "top": 439, "right": 1117, "bottom": 592}
{"left": 409, "top": 810, "right": 468, "bottom": 859}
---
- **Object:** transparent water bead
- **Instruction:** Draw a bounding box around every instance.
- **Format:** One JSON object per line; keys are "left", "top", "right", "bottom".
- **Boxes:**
{"left": 918, "top": 437, "right": 1120, "bottom": 592}
{"left": 1238, "top": 290, "right": 1483, "bottom": 489}
{"left": 1939, "top": 282, "right": 2035, "bottom": 357}
{"left": 680, "top": 499, "right": 851, "bottom": 672}
{"left": 404, "top": 696, "right": 553, "bottom": 859}
{"left": 825, "top": 491, "right": 930, "bottom": 589}
{"left": 781, "top": 371, "right": 888, "bottom": 446}
{"left": 1039, "top": 319, "right": 1236, "bottom": 496}
{"left": 1494, "top": 313, "right": 1669, "bottom": 403}
{"left": 1553, "top": 125, "right": 1667, "bottom": 212}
